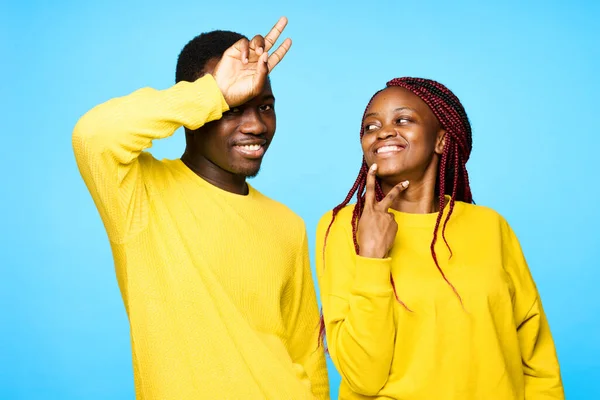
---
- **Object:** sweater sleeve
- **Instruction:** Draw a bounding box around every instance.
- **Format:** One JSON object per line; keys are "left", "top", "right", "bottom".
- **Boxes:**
{"left": 501, "top": 220, "right": 565, "bottom": 399}
{"left": 282, "top": 228, "right": 330, "bottom": 399}
{"left": 316, "top": 211, "right": 396, "bottom": 396}
{"left": 72, "top": 75, "right": 229, "bottom": 243}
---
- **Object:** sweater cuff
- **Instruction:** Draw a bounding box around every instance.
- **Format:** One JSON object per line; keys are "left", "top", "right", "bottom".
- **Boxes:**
{"left": 353, "top": 256, "right": 393, "bottom": 294}
{"left": 201, "top": 74, "right": 230, "bottom": 114}
{"left": 178, "top": 74, "right": 230, "bottom": 129}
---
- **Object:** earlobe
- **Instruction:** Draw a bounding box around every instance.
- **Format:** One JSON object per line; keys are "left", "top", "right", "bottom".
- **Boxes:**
{"left": 435, "top": 130, "right": 447, "bottom": 154}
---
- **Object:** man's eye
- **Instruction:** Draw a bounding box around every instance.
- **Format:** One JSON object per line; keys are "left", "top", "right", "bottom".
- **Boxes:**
{"left": 223, "top": 107, "right": 241, "bottom": 117}
{"left": 259, "top": 104, "right": 274, "bottom": 112}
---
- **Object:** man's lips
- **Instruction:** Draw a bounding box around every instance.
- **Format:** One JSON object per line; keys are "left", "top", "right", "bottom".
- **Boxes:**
{"left": 233, "top": 140, "right": 267, "bottom": 159}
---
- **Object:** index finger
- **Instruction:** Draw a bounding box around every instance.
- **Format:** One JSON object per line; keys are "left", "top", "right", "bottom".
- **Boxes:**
{"left": 264, "top": 16, "right": 288, "bottom": 52}
{"left": 364, "top": 163, "right": 377, "bottom": 208}
{"left": 377, "top": 180, "right": 409, "bottom": 211}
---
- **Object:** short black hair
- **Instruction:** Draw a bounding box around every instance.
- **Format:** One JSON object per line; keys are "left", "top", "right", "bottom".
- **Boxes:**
{"left": 175, "top": 30, "right": 246, "bottom": 83}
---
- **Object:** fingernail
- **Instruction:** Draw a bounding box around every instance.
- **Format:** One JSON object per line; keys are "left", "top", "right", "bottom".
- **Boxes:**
{"left": 257, "top": 47, "right": 264, "bottom": 55}
{"left": 402, "top": 180, "right": 409, "bottom": 188}
{"left": 371, "top": 163, "right": 377, "bottom": 171}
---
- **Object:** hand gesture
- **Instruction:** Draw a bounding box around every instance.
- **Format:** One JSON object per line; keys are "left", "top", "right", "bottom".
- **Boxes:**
{"left": 357, "top": 164, "right": 409, "bottom": 258}
{"left": 213, "top": 17, "right": 292, "bottom": 107}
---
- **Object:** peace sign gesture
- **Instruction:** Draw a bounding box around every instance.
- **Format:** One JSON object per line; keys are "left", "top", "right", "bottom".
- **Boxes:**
{"left": 213, "top": 17, "right": 292, "bottom": 107}
{"left": 357, "top": 164, "right": 410, "bottom": 258}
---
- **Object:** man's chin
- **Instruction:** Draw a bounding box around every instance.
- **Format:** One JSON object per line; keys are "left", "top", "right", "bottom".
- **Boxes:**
{"left": 233, "top": 164, "right": 261, "bottom": 179}
{"left": 243, "top": 166, "right": 261, "bottom": 179}
{"left": 227, "top": 156, "right": 264, "bottom": 178}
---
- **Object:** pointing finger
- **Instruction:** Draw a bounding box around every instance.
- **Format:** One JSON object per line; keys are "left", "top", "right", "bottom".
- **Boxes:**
{"left": 264, "top": 16, "right": 288, "bottom": 52}
{"left": 378, "top": 180, "right": 409, "bottom": 211}
{"left": 365, "top": 163, "right": 377, "bottom": 208}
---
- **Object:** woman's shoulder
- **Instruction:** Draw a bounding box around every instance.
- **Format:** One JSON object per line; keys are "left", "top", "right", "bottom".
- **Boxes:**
{"left": 456, "top": 201, "right": 520, "bottom": 240}
{"left": 318, "top": 204, "right": 357, "bottom": 228}
{"left": 457, "top": 201, "right": 508, "bottom": 223}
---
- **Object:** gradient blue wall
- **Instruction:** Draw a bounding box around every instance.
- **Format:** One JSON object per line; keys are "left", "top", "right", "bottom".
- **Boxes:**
{"left": 2, "top": 0, "right": 598, "bottom": 398}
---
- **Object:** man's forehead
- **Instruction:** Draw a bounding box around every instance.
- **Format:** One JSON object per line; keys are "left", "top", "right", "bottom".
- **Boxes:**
{"left": 244, "top": 82, "right": 274, "bottom": 106}
{"left": 259, "top": 79, "right": 274, "bottom": 97}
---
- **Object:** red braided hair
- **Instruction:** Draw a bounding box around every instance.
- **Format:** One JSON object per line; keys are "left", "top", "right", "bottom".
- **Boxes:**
{"left": 319, "top": 78, "right": 474, "bottom": 346}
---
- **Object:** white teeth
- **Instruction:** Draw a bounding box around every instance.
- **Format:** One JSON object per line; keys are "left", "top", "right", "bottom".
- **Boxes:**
{"left": 239, "top": 144, "right": 261, "bottom": 151}
{"left": 377, "top": 145, "right": 402, "bottom": 154}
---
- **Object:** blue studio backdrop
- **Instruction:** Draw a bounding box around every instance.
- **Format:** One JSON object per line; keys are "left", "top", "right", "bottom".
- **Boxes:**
{"left": 1, "top": 1, "right": 599, "bottom": 398}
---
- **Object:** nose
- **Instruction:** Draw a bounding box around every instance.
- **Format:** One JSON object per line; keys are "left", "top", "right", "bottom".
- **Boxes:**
{"left": 376, "top": 125, "right": 397, "bottom": 140}
{"left": 239, "top": 108, "right": 267, "bottom": 135}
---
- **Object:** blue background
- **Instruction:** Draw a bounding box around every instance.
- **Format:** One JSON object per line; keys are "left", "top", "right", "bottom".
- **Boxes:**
{"left": 2, "top": 0, "right": 599, "bottom": 398}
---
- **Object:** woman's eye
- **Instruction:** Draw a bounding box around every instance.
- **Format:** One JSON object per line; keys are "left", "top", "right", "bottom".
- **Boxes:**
{"left": 397, "top": 117, "right": 410, "bottom": 124}
{"left": 364, "top": 124, "right": 378, "bottom": 132}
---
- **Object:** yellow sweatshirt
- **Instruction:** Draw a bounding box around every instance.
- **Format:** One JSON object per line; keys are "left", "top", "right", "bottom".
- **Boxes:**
{"left": 73, "top": 75, "right": 329, "bottom": 399}
{"left": 316, "top": 202, "right": 563, "bottom": 400}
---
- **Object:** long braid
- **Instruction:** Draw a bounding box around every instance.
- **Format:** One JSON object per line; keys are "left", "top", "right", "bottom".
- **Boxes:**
{"left": 441, "top": 143, "right": 460, "bottom": 258}
{"left": 319, "top": 78, "right": 473, "bottom": 347}
{"left": 385, "top": 78, "right": 472, "bottom": 305}
{"left": 429, "top": 140, "right": 462, "bottom": 302}
{"left": 318, "top": 164, "right": 364, "bottom": 347}
{"left": 321, "top": 162, "right": 367, "bottom": 261}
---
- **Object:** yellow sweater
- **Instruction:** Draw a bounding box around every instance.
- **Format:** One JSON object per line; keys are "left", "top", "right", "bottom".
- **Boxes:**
{"left": 316, "top": 202, "right": 563, "bottom": 400}
{"left": 73, "top": 75, "right": 329, "bottom": 399}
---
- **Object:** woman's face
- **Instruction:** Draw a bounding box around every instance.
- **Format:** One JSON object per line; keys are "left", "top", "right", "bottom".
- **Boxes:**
{"left": 361, "top": 86, "right": 446, "bottom": 187}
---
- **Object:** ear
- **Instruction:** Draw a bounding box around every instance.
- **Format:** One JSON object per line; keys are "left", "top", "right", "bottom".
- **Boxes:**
{"left": 434, "top": 129, "right": 447, "bottom": 155}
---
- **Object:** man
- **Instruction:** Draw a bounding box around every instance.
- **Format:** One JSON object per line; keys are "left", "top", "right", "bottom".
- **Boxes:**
{"left": 73, "top": 18, "right": 329, "bottom": 399}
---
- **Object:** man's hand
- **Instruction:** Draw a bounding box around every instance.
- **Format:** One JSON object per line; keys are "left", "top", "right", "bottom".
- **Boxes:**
{"left": 213, "top": 17, "right": 292, "bottom": 107}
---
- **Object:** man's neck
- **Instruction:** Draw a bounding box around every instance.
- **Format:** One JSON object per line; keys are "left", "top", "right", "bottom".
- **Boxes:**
{"left": 181, "top": 154, "right": 248, "bottom": 195}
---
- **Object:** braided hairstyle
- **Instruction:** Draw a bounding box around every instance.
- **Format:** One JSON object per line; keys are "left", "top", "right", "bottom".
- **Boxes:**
{"left": 319, "top": 77, "right": 474, "bottom": 345}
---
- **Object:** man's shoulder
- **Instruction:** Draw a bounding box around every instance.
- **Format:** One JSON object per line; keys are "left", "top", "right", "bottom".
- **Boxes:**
{"left": 137, "top": 155, "right": 182, "bottom": 185}
{"left": 251, "top": 189, "right": 305, "bottom": 229}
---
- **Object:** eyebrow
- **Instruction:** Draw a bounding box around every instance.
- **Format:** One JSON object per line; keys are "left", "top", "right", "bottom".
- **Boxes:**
{"left": 239, "top": 94, "right": 274, "bottom": 107}
{"left": 364, "top": 107, "right": 415, "bottom": 119}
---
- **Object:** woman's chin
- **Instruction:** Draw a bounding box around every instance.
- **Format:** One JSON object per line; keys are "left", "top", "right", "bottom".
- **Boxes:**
{"left": 377, "top": 173, "right": 410, "bottom": 188}
{"left": 376, "top": 166, "right": 406, "bottom": 180}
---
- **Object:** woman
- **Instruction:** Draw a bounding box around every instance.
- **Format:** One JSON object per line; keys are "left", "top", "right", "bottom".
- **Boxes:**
{"left": 316, "top": 77, "right": 564, "bottom": 399}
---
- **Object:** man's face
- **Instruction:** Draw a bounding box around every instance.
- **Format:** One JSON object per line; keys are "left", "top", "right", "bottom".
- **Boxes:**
{"left": 189, "top": 58, "right": 276, "bottom": 178}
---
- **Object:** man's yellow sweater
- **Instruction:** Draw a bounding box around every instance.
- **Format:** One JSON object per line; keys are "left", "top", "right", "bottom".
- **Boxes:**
{"left": 73, "top": 75, "right": 329, "bottom": 399}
